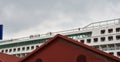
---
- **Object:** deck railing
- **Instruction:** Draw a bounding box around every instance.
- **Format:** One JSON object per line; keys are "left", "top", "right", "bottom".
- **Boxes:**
{"left": 0, "top": 18, "right": 120, "bottom": 43}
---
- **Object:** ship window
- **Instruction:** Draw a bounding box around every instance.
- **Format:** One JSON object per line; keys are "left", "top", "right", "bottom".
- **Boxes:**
{"left": 1, "top": 50, "right": 4, "bottom": 53}
{"left": 20, "top": 53, "right": 25, "bottom": 58}
{"left": 87, "top": 39, "right": 91, "bottom": 43}
{"left": 0, "top": 38, "right": 48, "bottom": 49}
{"left": 80, "top": 40, "right": 84, "bottom": 43}
{"left": 17, "top": 54, "right": 20, "bottom": 57}
{"left": 22, "top": 47, "right": 25, "bottom": 51}
{"left": 27, "top": 47, "right": 30, "bottom": 50}
{"left": 94, "top": 38, "right": 98, "bottom": 42}
{"left": 101, "top": 37, "right": 105, "bottom": 42}
{"left": 13, "top": 48, "right": 16, "bottom": 52}
{"left": 23, "top": 53, "right": 25, "bottom": 57}
{"left": 18, "top": 48, "right": 20, "bottom": 51}
{"left": 108, "top": 36, "right": 113, "bottom": 41}
{"left": 117, "top": 52, "right": 120, "bottom": 56}
{"left": 5, "top": 49, "right": 8, "bottom": 53}
{"left": 108, "top": 29, "right": 113, "bottom": 33}
{"left": 9, "top": 49, "right": 12, "bottom": 52}
{"left": 116, "top": 44, "right": 120, "bottom": 49}
{"left": 101, "top": 45, "right": 107, "bottom": 51}
{"left": 93, "top": 46, "right": 99, "bottom": 49}
{"left": 116, "top": 27, "right": 120, "bottom": 32}
{"left": 116, "top": 35, "right": 120, "bottom": 40}
{"left": 108, "top": 44, "right": 115, "bottom": 50}
{"left": 36, "top": 45, "right": 39, "bottom": 48}
{"left": 31, "top": 46, "right": 34, "bottom": 50}
{"left": 36, "top": 58, "right": 42, "bottom": 62}
{"left": 109, "top": 52, "right": 114, "bottom": 55}
{"left": 101, "top": 30, "right": 105, "bottom": 34}
{"left": 77, "top": 55, "right": 86, "bottom": 62}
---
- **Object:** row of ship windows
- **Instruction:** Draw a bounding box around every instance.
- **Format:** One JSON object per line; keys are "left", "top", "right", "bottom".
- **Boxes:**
{"left": 109, "top": 52, "right": 120, "bottom": 57}
{"left": 93, "top": 43, "right": 120, "bottom": 51}
{"left": 101, "top": 27, "right": 120, "bottom": 34}
{"left": 12, "top": 53, "right": 29, "bottom": 58}
{"left": 0, "top": 45, "right": 39, "bottom": 53}
{"left": 67, "top": 32, "right": 92, "bottom": 39}
{"left": 93, "top": 43, "right": 120, "bottom": 57}
{"left": 80, "top": 35, "right": 120, "bottom": 43}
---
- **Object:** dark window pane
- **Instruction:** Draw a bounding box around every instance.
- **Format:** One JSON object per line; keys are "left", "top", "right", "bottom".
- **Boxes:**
{"left": 108, "top": 29, "right": 113, "bottom": 33}
{"left": 101, "top": 30, "right": 105, "bottom": 34}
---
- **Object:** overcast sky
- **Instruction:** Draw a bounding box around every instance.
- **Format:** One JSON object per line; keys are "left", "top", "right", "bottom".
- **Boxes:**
{"left": 0, "top": 0, "right": 120, "bottom": 39}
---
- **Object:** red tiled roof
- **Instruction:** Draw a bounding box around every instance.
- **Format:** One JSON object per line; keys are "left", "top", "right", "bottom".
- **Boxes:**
{"left": 20, "top": 34, "right": 120, "bottom": 62}
{"left": 0, "top": 52, "right": 20, "bottom": 62}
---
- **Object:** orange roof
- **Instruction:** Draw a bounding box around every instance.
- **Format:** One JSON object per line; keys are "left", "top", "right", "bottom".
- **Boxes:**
{"left": 20, "top": 34, "right": 120, "bottom": 62}
{"left": 0, "top": 52, "right": 20, "bottom": 62}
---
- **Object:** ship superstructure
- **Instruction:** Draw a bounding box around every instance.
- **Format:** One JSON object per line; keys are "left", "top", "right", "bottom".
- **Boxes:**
{"left": 0, "top": 18, "right": 120, "bottom": 58}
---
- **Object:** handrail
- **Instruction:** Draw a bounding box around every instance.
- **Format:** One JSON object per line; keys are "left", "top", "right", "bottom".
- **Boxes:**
{"left": 0, "top": 18, "right": 120, "bottom": 43}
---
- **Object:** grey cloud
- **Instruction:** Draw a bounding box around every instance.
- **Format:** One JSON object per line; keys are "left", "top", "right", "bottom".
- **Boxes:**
{"left": 0, "top": 0, "right": 120, "bottom": 39}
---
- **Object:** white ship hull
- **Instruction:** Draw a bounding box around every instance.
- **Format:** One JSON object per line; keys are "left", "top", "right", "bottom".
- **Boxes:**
{"left": 0, "top": 18, "right": 120, "bottom": 58}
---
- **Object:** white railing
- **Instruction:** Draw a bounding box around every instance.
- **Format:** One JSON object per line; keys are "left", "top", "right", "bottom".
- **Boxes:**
{"left": 0, "top": 18, "right": 120, "bottom": 43}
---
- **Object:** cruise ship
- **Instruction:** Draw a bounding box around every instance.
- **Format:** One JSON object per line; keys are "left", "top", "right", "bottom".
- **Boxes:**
{"left": 0, "top": 18, "right": 120, "bottom": 58}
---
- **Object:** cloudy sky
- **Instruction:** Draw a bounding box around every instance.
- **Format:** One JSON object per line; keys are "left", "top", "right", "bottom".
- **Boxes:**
{"left": 0, "top": 0, "right": 120, "bottom": 39}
